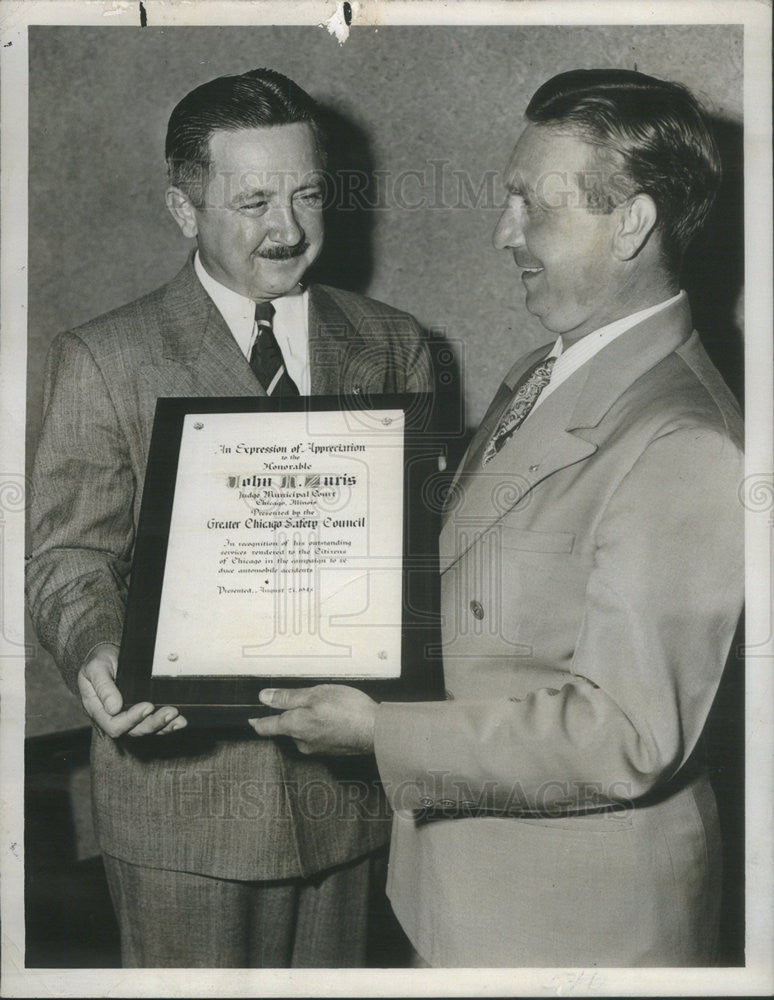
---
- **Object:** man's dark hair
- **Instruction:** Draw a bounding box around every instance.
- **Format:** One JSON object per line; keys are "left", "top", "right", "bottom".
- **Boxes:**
{"left": 526, "top": 68, "right": 722, "bottom": 267}
{"left": 165, "top": 68, "right": 326, "bottom": 206}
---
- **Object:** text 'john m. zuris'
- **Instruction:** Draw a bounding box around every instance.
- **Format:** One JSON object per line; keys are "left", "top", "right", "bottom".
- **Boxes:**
{"left": 226, "top": 473, "right": 358, "bottom": 490}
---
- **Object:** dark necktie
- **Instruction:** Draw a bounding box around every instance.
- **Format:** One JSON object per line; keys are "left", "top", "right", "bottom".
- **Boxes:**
{"left": 481, "top": 355, "right": 556, "bottom": 465}
{"left": 248, "top": 301, "right": 300, "bottom": 396}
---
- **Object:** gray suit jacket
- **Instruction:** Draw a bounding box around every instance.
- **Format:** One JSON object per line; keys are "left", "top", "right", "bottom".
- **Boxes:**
{"left": 374, "top": 296, "right": 744, "bottom": 964}
{"left": 27, "top": 256, "right": 431, "bottom": 880}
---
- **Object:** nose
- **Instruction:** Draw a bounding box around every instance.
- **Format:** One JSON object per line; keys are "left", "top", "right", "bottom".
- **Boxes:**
{"left": 267, "top": 202, "right": 304, "bottom": 247}
{"left": 493, "top": 199, "right": 525, "bottom": 250}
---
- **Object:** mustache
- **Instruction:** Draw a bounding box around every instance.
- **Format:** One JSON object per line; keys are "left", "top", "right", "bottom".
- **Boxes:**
{"left": 255, "top": 240, "right": 310, "bottom": 261}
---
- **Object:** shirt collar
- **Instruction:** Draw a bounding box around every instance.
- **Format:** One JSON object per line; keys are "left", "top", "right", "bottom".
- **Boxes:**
{"left": 525, "top": 291, "right": 685, "bottom": 419}
{"left": 193, "top": 250, "right": 305, "bottom": 356}
{"left": 548, "top": 291, "right": 684, "bottom": 362}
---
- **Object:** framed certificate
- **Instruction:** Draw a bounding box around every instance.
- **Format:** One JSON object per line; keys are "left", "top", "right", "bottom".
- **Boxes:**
{"left": 117, "top": 394, "right": 444, "bottom": 725}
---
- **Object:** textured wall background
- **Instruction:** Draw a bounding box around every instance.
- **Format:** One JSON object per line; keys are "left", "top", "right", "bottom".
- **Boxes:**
{"left": 26, "top": 23, "right": 744, "bottom": 733}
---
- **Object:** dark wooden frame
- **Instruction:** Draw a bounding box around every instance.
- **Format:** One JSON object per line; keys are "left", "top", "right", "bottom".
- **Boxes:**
{"left": 117, "top": 393, "right": 444, "bottom": 726}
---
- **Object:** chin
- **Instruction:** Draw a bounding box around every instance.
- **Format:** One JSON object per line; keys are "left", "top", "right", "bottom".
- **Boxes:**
{"left": 525, "top": 297, "right": 565, "bottom": 333}
{"left": 255, "top": 263, "right": 308, "bottom": 296}
{"left": 523, "top": 296, "right": 547, "bottom": 325}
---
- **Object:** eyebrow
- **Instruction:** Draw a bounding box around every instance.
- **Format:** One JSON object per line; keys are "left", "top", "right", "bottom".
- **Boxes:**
{"left": 293, "top": 180, "right": 324, "bottom": 194}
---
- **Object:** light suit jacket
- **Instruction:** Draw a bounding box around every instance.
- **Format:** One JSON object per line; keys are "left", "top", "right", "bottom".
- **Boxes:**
{"left": 26, "top": 256, "right": 431, "bottom": 880}
{"left": 374, "top": 295, "right": 744, "bottom": 966}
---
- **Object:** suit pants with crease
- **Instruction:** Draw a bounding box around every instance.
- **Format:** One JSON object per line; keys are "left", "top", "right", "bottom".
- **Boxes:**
{"left": 103, "top": 850, "right": 378, "bottom": 967}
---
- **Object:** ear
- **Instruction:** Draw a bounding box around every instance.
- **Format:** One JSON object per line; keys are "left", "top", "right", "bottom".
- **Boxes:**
{"left": 612, "top": 193, "right": 658, "bottom": 261}
{"left": 165, "top": 187, "right": 199, "bottom": 239}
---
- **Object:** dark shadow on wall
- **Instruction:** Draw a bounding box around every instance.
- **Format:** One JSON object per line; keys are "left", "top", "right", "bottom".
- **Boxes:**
{"left": 306, "top": 107, "right": 376, "bottom": 295}
{"left": 682, "top": 115, "right": 744, "bottom": 406}
{"left": 25, "top": 729, "right": 121, "bottom": 967}
{"left": 307, "top": 104, "right": 469, "bottom": 478}
{"left": 686, "top": 116, "right": 745, "bottom": 958}
{"left": 705, "top": 613, "right": 746, "bottom": 966}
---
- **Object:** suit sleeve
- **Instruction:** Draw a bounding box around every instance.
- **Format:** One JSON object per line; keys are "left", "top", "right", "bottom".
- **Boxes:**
{"left": 25, "top": 331, "right": 135, "bottom": 694}
{"left": 374, "top": 426, "right": 744, "bottom": 813}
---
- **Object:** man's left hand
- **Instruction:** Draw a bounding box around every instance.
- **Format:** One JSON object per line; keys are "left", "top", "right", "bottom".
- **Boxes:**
{"left": 248, "top": 684, "right": 377, "bottom": 756}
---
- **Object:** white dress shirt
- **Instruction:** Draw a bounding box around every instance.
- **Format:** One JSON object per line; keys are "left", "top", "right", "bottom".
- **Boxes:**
{"left": 524, "top": 291, "right": 684, "bottom": 424}
{"left": 194, "top": 251, "right": 311, "bottom": 394}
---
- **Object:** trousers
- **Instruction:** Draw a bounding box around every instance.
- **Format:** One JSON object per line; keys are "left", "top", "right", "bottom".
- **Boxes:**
{"left": 103, "top": 850, "right": 378, "bottom": 967}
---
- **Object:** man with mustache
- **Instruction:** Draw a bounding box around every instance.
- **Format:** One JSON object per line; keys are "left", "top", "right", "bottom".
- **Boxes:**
{"left": 26, "top": 68, "right": 430, "bottom": 967}
{"left": 251, "top": 68, "right": 744, "bottom": 966}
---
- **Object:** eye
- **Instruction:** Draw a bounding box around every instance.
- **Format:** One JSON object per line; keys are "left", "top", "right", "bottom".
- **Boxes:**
{"left": 507, "top": 189, "right": 529, "bottom": 211}
{"left": 238, "top": 199, "right": 268, "bottom": 214}
{"left": 296, "top": 188, "right": 323, "bottom": 207}
{"left": 521, "top": 193, "right": 543, "bottom": 218}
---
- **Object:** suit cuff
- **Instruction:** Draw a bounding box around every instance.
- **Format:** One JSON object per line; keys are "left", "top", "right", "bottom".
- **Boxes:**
{"left": 374, "top": 700, "right": 466, "bottom": 813}
{"left": 62, "top": 602, "right": 125, "bottom": 694}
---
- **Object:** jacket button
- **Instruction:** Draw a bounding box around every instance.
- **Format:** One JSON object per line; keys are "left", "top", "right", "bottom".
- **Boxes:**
{"left": 352, "top": 385, "right": 362, "bottom": 395}
{"left": 470, "top": 600, "right": 484, "bottom": 619}
{"left": 529, "top": 463, "right": 540, "bottom": 472}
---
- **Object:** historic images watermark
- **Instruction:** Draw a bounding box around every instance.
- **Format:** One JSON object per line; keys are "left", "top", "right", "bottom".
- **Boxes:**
{"left": 166, "top": 768, "right": 637, "bottom": 822}
{"left": 168, "top": 160, "right": 640, "bottom": 215}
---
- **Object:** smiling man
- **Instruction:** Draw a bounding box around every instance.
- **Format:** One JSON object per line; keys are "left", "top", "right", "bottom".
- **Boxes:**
{"left": 251, "top": 69, "right": 745, "bottom": 966}
{"left": 26, "top": 68, "right": 430, "bottom": 967}
{"left": 497, "top": 124, "right": 679, "bottom": 343}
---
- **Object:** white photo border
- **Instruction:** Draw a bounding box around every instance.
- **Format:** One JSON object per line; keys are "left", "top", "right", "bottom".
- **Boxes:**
{"left": 1, "top": 1, "right": 771, "bottom": 996}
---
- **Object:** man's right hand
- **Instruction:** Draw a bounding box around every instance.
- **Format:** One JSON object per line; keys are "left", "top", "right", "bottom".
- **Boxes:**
{"left": 77, "top": 642, "right": 187, "bottom": 738}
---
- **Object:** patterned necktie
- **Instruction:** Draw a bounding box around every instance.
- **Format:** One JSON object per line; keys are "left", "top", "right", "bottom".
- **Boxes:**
{"left": 481, "top": 355, "right": 556, "bottom": 465}
{"left": 249, "top": 301, "right": 300, "bottom": 396}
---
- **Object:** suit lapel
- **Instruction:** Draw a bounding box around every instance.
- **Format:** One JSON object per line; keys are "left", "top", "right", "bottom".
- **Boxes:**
{"left": 152, "top": 272, "right": 380, "bottom": 399}
{"left": 567, "top": 294, "right": 692, "bottom": 431}
{"left": 459, "top": 345, "right": 554, "bottom": 474}
{"left": 442, "top": 342, "right": 553, "bottom": 519}
{"left": 440, "top": 371, "right": 595, "bottom": 572}
{"left": 307, "top": 284, "right": 365, "bottom": 395}
{"left": 440, "top": 296, "right": 694, "bottom": 572}
{"left": 154, "top": 255, "right": 266, "bottom": 398}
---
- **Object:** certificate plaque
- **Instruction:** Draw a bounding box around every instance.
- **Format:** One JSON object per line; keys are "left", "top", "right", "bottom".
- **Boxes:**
{"left": 117, "top": 394, "right": 443, "bottom": 724}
